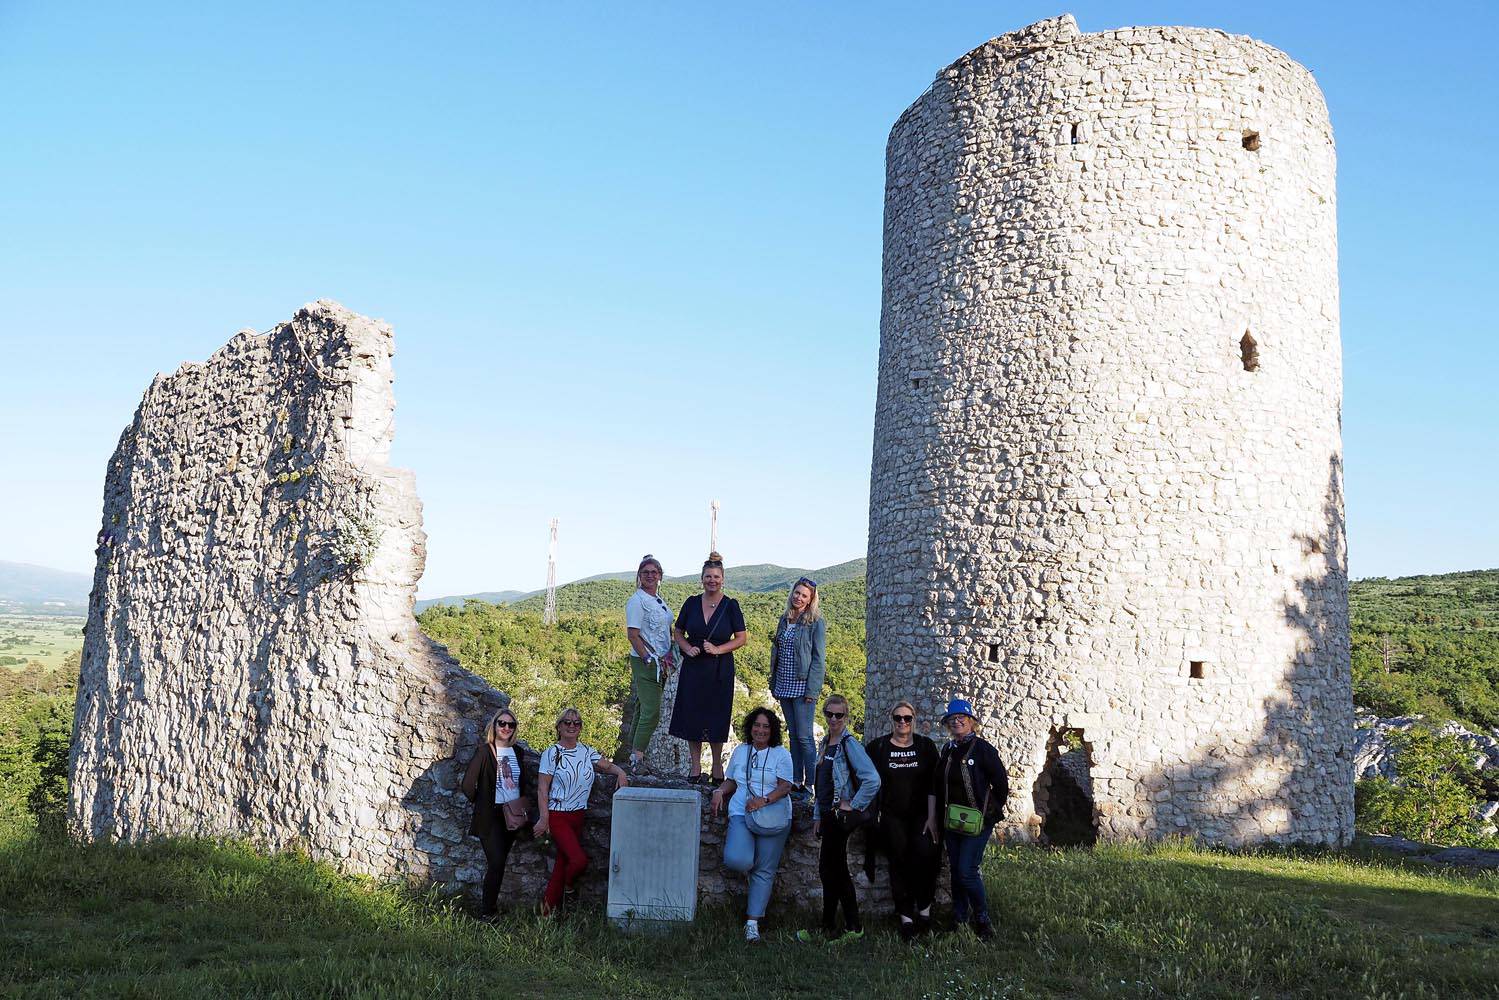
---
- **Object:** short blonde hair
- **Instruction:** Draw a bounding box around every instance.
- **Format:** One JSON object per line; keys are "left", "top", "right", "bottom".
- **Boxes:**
{"left": 554, "top": 706, "right": 583, "bottom": 739}
{"left": 891, "top": 700, "right": 916, "bottom": 719}
{"left": 824, "top": 693, "right": 849, "bottom": 712}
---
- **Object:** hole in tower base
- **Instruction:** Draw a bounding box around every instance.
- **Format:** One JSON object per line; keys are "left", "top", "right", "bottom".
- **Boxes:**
{"left": 1033, "top": 727, "right": 1098, "bottom": 847}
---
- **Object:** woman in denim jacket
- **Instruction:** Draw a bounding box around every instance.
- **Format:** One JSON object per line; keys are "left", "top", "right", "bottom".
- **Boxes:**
{"left": 797, "top": 693, "right": 881, "bottom": 943}
{"left": 770, "top": 577, "right": 826, "bottom": 798}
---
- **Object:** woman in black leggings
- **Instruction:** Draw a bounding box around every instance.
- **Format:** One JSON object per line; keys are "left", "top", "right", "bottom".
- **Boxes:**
{"left": 796, "top": 693, "right": 881, "bottom": 943}
{"left": 865, "top": 700, "right": 941, "bottom": 941}
{"left": 461, "top": 708, "right": 532, "bottom": 919}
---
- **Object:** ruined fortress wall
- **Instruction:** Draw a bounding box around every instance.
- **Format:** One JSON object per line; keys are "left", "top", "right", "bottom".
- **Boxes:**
{"left": 866, "top": 16, "right": 1353, "bottom": 846}
{"left": 69, "top": 301, "right": 881, "bottom": 911}
{"left": 68, "top": 301, "right": 505, "bottom": 880}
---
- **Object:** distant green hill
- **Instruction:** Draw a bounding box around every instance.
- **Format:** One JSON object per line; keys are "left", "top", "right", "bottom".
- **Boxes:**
{"left": 0, "top": 562, "right": 90, "bottom": 615}
{"left": 414, "top": 591, "right": 527, "bottom": 613}
{"left": 416, "top": 558, "right": 867, "bottom": 611}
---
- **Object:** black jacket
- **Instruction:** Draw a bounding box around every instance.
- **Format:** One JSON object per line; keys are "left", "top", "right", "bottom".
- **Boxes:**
{"left": 936, "top": 735, "right": 1008, "bottom": 827}
{"left": 461, "top": 742, "right": 537, "bottom": 837}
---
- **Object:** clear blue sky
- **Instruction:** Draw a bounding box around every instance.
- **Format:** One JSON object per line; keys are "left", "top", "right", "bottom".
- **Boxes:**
{"left": 1, "top": 1, "right": 1495, "bottom": 597}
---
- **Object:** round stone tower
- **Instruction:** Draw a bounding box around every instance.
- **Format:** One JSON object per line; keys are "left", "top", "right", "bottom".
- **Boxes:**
{"left": 865, "top": 15, "right": 1352, "bottom": 847}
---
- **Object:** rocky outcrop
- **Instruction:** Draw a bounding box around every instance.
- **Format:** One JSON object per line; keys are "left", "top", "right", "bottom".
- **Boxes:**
{"left": 1354, "top": 713, "right": 1499, "bottom": 779}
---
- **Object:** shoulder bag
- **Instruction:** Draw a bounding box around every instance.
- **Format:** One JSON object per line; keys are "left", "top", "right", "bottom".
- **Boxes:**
{"left": 943, "top": 744, "right": 989, "bottom": 836}
{"left": 743, "top": 747, "right": 792, "bottom": 836}
{"left": 833, "top": 735, "right": 877, "bottom": 831}
{"left": 497, "top": 749, "right": 537, "bottom": 836}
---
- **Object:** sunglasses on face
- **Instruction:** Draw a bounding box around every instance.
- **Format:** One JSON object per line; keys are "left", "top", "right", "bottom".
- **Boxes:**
{"left": 561, "top": 719, "right": 582, "bottom": 727}
{"left": 892, "top": 714, "right": 913, "bottom": 723}
{"left": 497, "top": 720, "right": 516, "bottom": 729}
{"left": 824, "top": 711, "right": 846, "bottom": 720}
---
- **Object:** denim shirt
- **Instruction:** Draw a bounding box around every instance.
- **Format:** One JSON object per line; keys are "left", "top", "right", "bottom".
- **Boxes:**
{"left": 812, "top": 731, "right": 881, "bottom": 821}
{"left": 772, "top": 614, "right": 826, "bottom": 696}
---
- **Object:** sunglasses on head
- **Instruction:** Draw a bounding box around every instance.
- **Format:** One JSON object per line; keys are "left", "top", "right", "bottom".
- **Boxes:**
{"left": 824, "top": 710, "right": 846, "bottom": 720}
{"left": 796, "top": 577, "right": 818, "bottom": 589}
{"left": 892, "top": 714, "right": 913, "bottom": 723}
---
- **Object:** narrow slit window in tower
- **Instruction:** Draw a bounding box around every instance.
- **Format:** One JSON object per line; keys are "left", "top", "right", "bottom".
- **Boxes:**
{"left": 1240, "top": 332, "right": 1260, "bottom": 372}
{"left": 987, "top": 643, "right": 1000, "bottom": 663}
{"left": 1242, "top": 129, "right": 1261, "bottom": 151}
{"left": 1069, "top": 122, "right": 1081, "bottom": 145}
{"left": 1189, "top": 660, "right": 1206, "bottom": 680}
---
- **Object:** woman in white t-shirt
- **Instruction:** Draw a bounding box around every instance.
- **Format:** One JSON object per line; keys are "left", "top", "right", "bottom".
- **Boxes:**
{"left": 461, "top": 707, "right": 533, "bottom": 919}
{"left": 624, "top": 554, "right": 675, "bottom": 769}
{"left": 533, "top": 706, "right": 629, "bottom": 915}
{"left": 710, "top": 707, "right": 795, "bottom": 943}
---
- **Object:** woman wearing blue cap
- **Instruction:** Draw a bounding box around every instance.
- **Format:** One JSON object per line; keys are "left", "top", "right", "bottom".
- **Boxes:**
{"left": 936, "top": 698, "right": 1009, "bottom": 940}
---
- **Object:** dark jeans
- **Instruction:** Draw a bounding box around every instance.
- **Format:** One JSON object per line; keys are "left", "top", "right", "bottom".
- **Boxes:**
{"left": 876, "top": 810, "right": 940, "bottom": 920}
{"left": 478, "top": 821, "right": 519, "bottom": 915}
{"left": 944, "top": 821, "right": 997, "bottom": 924}
{"left": 819, "top": 814, "right": 862, "bottom": 933}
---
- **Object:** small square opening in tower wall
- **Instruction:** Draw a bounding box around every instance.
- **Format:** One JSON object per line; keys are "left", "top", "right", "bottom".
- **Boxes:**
{"left": 1189, "top": 661, "right": 1206, "bottom": 680}
{"left": 1242, "top": 130, "right": 1261, "bottom": 151}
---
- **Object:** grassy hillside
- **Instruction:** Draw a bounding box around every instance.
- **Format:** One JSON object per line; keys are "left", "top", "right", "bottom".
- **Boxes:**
{"left": 2, "top": 828, "right": 1494, "bottom": 999}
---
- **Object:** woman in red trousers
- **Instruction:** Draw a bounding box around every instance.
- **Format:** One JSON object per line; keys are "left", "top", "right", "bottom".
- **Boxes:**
{"left": 532, "top": 706, "right": 629, "bottom": 915}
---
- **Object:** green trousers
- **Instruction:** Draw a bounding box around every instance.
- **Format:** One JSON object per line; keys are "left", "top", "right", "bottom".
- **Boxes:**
{"left": 629, "top": 654, "right": 665, "bottom": 753}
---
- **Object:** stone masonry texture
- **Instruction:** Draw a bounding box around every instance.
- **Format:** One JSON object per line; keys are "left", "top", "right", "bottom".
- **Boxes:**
{"left": 67, "top": 301, "right": 882, "bottom": 913}
{"left": 864, "top": 15, "right": 1354, "bottom": 847}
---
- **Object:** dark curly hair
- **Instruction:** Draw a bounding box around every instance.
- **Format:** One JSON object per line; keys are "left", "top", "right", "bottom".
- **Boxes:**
{"left": 740, "top": 706, "right": 783, "bottom": 747}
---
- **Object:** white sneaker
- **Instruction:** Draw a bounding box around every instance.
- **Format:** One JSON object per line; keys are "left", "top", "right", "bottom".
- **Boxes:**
{"left": 744, "top": 920, "right": 761, "bottom": 943}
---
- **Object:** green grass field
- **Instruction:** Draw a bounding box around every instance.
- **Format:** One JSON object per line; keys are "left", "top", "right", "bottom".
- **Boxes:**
{"left": 1, "top": 830, "right": 1495, "bottom": 999}
{"left": 0, "top": 614, "right": 84, "bottom": 671}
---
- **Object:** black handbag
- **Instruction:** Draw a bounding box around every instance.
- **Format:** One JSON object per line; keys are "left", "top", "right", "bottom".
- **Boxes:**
{"left": 831, "top": 734, "right": 876, "bottom": 831}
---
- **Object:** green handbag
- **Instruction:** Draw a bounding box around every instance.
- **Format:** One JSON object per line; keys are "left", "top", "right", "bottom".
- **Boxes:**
{"left": 944, "top": 802, "right": 983, "bottom": 835}
{"left": 943, "top": 746, "right": 990, "bottom": 835}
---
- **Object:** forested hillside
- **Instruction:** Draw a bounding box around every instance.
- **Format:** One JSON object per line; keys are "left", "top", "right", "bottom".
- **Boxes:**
{"left": 1351, "top": 570, "right": 1499, "bottom": 730}
{"left": 416, "top": 579, "right": 868, "bottom": 750}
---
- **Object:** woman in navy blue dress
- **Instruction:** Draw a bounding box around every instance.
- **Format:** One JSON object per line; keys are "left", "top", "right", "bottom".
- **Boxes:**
{"left": 670, "top": 552, "right": 747, "bottom": 783}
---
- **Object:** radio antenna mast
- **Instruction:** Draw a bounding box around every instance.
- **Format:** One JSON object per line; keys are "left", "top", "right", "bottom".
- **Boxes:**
{"left": 543, "top": 517, "right": 559, "bottom": 625}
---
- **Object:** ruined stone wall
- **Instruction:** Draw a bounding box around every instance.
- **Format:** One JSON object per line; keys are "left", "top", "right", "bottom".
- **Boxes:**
{"left": 69, "top": 301, "right": 887, "bottom": 914}
{"left": 866, "top": 15, "right": 1353, "bottom": 846}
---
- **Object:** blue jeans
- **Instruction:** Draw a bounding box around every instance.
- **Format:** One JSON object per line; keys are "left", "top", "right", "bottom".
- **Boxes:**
{"left": 724, "top": 815, "right": 791, "bottom": 919}
{"left": 944, "top": 821, "right": 996, "bottom": 923}
{"left": 778, "top": 696, "right": 817, "bottom": 786}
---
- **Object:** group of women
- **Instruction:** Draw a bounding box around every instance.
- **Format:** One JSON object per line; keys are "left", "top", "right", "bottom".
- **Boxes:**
{"left": 460, "top": 551, "right": 1011, "bottom": 942}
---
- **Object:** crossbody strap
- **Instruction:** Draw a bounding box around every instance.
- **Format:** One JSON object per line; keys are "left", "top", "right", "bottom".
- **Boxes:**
{"left": 948, "top": 742, "right": 989, "bottom": 814}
